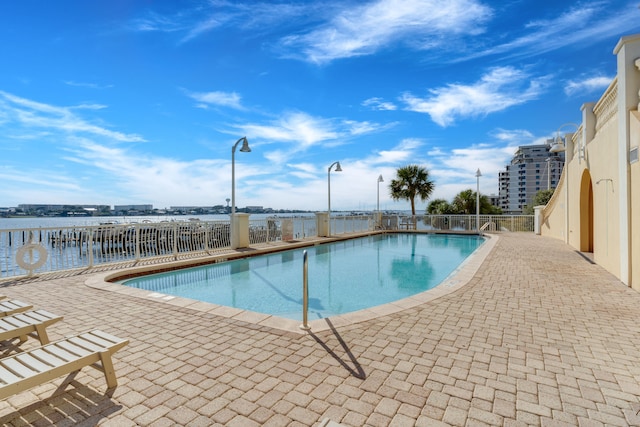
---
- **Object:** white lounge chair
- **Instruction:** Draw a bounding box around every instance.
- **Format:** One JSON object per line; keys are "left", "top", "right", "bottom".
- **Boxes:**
{"left": 0, "top": 310, "right": 63, "bottom": 346}
{"left": 0, "top": 329, "right": 129, "bottom": 399}
{"left": 0, "top": 300, "right": 33, "bottom": 317}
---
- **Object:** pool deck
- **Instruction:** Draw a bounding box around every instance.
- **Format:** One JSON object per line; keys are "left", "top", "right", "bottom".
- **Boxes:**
{"left": 0, "top": 232, "right": 639, "bottom": 426}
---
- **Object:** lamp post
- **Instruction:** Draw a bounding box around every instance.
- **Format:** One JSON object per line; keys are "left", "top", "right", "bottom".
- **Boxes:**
{"left": 231, "top": 136, "right": 251, "bottom": 249}
{"left": 327, "top": 161, "right": 342, "bottom": 236}
{"left": 475, "top": 168, "right": 482, "bottom": 232}
{"left": 377, "top": 174, "right": 384, "bottom": 212}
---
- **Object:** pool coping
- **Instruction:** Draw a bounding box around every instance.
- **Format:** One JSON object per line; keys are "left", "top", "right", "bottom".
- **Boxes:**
{"left": 85, "top": 232, "right": 498, "bottom": 335}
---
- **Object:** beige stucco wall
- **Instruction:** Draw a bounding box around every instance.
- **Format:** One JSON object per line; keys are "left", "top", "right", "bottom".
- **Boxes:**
{"left": 541, "top": 33, "right": 640, "bottom": 289}
{"left": 539, "top": 170, "right": 566, "bottom": 241}
{"left": 585, "top": 117, "right": 620, "bottom": 277}
{"left": 543, "top": 95, "right": 624, "bottom": 284}
{"left": 630, "top": 111, "right": 640, "bottom": 290}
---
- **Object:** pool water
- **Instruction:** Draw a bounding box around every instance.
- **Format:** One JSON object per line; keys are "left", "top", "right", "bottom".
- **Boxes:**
{"left": 122, "top": 233, "right": 485, "bottom": 321}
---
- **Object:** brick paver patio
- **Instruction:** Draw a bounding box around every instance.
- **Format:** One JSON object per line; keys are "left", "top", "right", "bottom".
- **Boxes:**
{"left": 0, "top": 233, "right": 639, "bottom": 426}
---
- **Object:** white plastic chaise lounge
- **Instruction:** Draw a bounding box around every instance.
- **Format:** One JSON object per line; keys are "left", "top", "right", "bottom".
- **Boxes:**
{"left": 0, "top": 300, "right": 33, "bottom": 317}
{"left": 0, "top": 310, "right": 63, "bottom": 346}
{"left": 0, "top": 329, "right": 129, "bottom": 400}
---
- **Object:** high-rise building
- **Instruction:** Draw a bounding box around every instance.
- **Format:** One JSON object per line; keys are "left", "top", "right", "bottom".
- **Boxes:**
{"left": 498, "top": 141, "right": 565, "bottom": 214}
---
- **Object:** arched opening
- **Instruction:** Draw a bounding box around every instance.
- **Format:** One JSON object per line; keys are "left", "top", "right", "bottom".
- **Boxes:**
{"left": 579, "top": 170, "right": 594, "bottom": 252}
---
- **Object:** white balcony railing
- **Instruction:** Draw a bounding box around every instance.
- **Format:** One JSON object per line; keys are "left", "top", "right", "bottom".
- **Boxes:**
{"left": 1, "top": 214, "right": 532, "bottom": 279}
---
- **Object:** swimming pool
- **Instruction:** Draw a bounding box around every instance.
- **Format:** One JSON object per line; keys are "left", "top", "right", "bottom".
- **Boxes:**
{"left": 121, "top": 233, "right": 485, "bottom": 321}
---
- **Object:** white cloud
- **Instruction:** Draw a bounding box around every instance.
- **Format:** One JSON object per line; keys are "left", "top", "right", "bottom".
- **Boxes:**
{"left": 130, "top": 2, "right": 318, "bottom": 44}
{"left": 362, "top": 97, "right": 397, "bottom": 111}
{"left": 427, "top": 144, "right": 512, "bottom": 200}
{"left": 459, "top": 2, "right": 640, "bottom": 62}
{"left": 187, "top": 90, "right": 243, "bottom": 110}
{"left": 61, "top": 138, "right": 237, "bottom": 205}
{"left": 0, "top": 91, "right": 145, "bottom": 143}
{"left": 278, "top": 0, "right": 491, "bottom": 63}
{"left": 234, "top": 111, "right": 389, "bottom": 164}
{"left": 564, "top": 75, "right": 612, "bottom": 96}
{"left": 242, "top": 111, "right": 338, "bottom": 146}
{"left": 401, "top": 67, "right": 549, "bottom": 127}
{"left": 490, "top": 128, "right": 534, "bottom": 143}
{"left": 343, "top": 120, "right": 395, "bottom": 135}
{"left": 64, "top": 81, "right": 114, "bottom": 90}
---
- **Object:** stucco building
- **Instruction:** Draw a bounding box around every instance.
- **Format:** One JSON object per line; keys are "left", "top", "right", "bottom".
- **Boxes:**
{"left": 539, "top": 33, "right": 640, "bottom": 290}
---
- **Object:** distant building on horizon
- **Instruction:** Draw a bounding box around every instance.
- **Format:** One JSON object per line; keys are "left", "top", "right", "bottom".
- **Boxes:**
{"left": 498, "top": 142, "right": 565, "bottom": 214}
{"left": 113, "top": 204, "right": 153, "bottom": 215}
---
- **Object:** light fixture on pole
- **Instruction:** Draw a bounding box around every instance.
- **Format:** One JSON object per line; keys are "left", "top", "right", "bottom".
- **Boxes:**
{"left": 327, "top": 161, "right": 342, "bottom": 236}
{"left": 231, "top": 136, "right": 251, "bottom": 249}
{"left": 377, "top": 174, "right": 384, "bottom": 212}
{"left": 475, "top": 168, "right": 482, "bottom": 232}
{"left": 550, "top": 122, "right": 581, "bottom": 159}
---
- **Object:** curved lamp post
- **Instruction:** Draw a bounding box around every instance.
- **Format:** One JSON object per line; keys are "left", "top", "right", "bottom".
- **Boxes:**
{"left": 475, "top": 168, "right": 482, "bottom": 232}
{"left": 327, "top": 161, "right": 342, "bottom": 236}
{"left": 377, "top": 174, "right": 384, "bottom": 212}
{"left": 231, "top": 136, "right": 251, "bottom": 249}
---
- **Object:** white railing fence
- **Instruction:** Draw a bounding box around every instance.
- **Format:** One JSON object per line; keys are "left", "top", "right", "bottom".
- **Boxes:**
{"left": 330, "top": 215, "right": 372, "bottom": 235}
{"left": 1, "top": 214, "right": 532, "bottom": 279}
{"left": 408, "top": 215, "right": 534, "bottom": 232}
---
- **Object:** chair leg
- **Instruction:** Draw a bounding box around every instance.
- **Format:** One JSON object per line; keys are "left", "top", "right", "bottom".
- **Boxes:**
{"left": 33, "top": 324, "right": 50, "bottom": 345}
{"left": 99, "top": 351, "right": 118, "bottom": 388}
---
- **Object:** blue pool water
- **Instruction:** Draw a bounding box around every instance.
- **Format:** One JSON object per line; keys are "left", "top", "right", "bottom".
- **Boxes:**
{"left": 122, "top": 233, "right": 485, "bottom": 321}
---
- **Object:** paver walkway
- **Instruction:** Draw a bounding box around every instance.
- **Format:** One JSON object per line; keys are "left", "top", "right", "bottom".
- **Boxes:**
{"left": 0, "top": 233, "right": 638, "bottom": 426}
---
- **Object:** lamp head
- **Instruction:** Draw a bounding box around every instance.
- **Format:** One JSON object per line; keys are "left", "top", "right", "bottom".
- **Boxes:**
{"left": 335, "top": 162, "right": 342, "bottom": 172}
{"left": 378, "top": 174, "right": 384, "bottom": 182}
{"left": 475, "top": 168, "right": 482, "bottom": 178}
{"left": 239, "top": 137, "right": 251, "bottom": 153}
{"left": 549, "top": 136, "right": 565, "bottom": 153}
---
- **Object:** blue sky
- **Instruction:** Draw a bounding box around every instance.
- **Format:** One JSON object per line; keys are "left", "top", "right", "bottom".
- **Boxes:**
{"left": 0, "top": 0, "right": 638, "bottom": 212}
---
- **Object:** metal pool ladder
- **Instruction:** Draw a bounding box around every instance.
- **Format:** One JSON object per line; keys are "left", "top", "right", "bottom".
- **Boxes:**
{"left": 300, "top": 250, "right": 311, "bottom": 331}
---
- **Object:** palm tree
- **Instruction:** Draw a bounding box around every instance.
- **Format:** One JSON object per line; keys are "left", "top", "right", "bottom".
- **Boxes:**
{"left": 389, "top": 165, "right": 435, "bottom": 216}
{"left": 452, "top": 189, "right": 475, "bottom": 214}
{"left": 451, "top": 189, "right": 503, "bottom": 215}
{"left": 426, "top": 198, "right": 454, "bottom": 215}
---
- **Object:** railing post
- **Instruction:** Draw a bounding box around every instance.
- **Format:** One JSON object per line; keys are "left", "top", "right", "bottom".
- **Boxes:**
{"left": 88, "top": 227, "right": 94, "bottom": 268}
{"left": 300, "top": 250, "right": 310, "bottom": 331}
{"left": 173, "top": 223, "right": 178, "bottom": 257}
{"left": 134, "top": 224, "right": 141, "bottom": 261}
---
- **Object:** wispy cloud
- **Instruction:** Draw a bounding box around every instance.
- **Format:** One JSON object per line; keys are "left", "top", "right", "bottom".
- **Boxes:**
{"left": 0, "top": 91, "right": 145, "bottom": 143}
{"left": 564, "top": 75, "right": 613, "bottom": 96}
{"left": 187, "top": 90, "right": 244, "bottom": 110}
{"left": 242, "top": 111, "right": 388, "bottom": 145}
{"left": 459, "top": 1, "right": 640, "bottom": 61}
{"left": 230, "top": 111, "right": 389, "bottom": 164}
{"left": 64, "top": 81, "right": 114, "bottom": 90}
{"left": 362, "top": 97, "right": 397, "bottom": 111}
{"left": 241, "top": 111, "right": 338, "bottom": 147}
{"left": 371, "top": 138, "right": 423, "bottom": 164}
{"left": 130, "top": 1, "right": 318, "bottom": 44}
{"left": 401, "top": 66, "right": 549, "bottom": 127}
{"left": 61, "top": 137, "right": 244, "bottom": 205}
{"left": 490, "top": 128, "right": 535, "bottom": 143}
{"left": 278, "top": 0, "right": 491, "bottom": 64}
